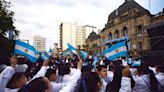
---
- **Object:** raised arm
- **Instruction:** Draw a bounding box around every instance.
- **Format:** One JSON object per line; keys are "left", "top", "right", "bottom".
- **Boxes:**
{"left": 0, "top": 56, "right": 17, "bottom": 92}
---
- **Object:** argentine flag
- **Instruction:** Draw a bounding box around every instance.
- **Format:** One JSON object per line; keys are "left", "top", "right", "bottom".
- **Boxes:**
{"left": 67, "top": 43, "right": 78, "bottom": 55}
{"left": 41, "top": 52, "right": 49, "bottom": 61}
{"left": 92, "top": 56, "right": 99, "bottom": 67}
{"left": 14, "top": 40, "right": 39, "bottom": 63}
{"left": 81, "top": 51, "right": 88, "bottom": 60}
{"left": 132, "top": 60, "right": 141, "bottom": 67}
{"left": 65, "top": 50, "right": 71, "bottom": 56}
{"left": 48, "top": 48, "right": 52, "bottom": 56}
{"left": 104, "top": 41, "right": 128, "bottom": 60}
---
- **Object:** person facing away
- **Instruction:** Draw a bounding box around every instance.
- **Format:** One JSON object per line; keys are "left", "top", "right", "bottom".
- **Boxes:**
{"left": 78, "top": 72, "right": 102, "bottom": 92}
{"left": 134, "top": 65, "right": 160, "bottom": 92}
{"left": 155, "top": 64, "right": 164, "bottom": 92}
{"left": 18, "top": 77, "right": 52, "bottom": 92}
{"left": 106, "top": 65, "right": 123, "bottom": 92}
{"left": 45, "top": 68, "right": 67, "bottom": 92}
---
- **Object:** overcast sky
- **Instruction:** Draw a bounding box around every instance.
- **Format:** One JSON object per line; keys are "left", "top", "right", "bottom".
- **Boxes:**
{"left": 8, "top": 0, "right": 164, "bottom": 50}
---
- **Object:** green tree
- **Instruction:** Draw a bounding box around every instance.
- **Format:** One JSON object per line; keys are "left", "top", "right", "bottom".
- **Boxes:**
{"left": 0, "top": 0, "right": 18, "bottom": 61}
{"left": 0, "top": 0, "right": 19, "bottom": 38}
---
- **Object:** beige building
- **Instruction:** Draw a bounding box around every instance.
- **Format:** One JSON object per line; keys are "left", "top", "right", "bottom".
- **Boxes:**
{"left": 53, "top": 43, "right": 58, "bottom": 55}
{"left": 83, "top": 25, "right": 97, "bottom": 39}
{"left": 86, "top": 0, "right": 164, "bottom": 57}
{"left": 33, "top": 35, "right": 46, "bottom": 52}
{"left": 59, "top": 22, "right": 97, "bottom": 51}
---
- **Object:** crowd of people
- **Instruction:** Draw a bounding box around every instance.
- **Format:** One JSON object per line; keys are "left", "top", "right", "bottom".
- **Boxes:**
{"left": 0, "top": 55, "right": 164, "bottom": 92}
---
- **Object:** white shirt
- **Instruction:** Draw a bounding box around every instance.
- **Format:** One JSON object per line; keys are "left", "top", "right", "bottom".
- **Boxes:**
{"left": 4, "top": 66, "right": 48, "bottom": 92}
{"left": 0, "top": 66, "right": 15, "bottom": 92}
{"left": 156, "top": 72, "right": 164, "bottom": 91}
{"left": 99, "top": 78, "right": 108, "bottom": 92}
{"left": 51, "top": 82, "right": 67, "bottom": 92}
{"left": 119, "top": 77, "right": 131, "bottom": 92}
{"left": 134, "top": 74, "right": 151, "bottom": 92}
{"left": 59, "top": 69, "right": 81, "bottom": 92}
{"left": 4, "top": 88, "right": 19, "bottom": 92}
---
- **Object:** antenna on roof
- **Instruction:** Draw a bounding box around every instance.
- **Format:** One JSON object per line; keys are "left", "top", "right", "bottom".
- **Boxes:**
{"left": 116, "top": 8, "right": 118, "bottom": 16}
{"left": 149, "top": 0, "right": 151, "bottom": 13}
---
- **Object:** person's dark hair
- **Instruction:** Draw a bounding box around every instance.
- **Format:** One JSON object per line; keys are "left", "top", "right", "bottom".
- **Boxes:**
{"left": 108, "top": 65, "right": 114, "bottom": 71}
{"left": 78, "top": 72, "right": 101, "bottom": 92}
{"left": 157, "top": 64, "right": 164, "bottom": 73}
{"left": 137, "top": 65, "right": 150, "bottom": 75}
{"left": 129, "top": 75, "right": 135, "bottom": 89}
{"left": 18, "top": 77, "right": 48, "bottom": 92}
{"left": 81, "top": 64, "right": 92, "bottom": 73}
{"left": 45, "top": 68, "right": 56, "bottom": 80}
{"left": 96, "top": 65, "right": 107, "bottom": 72}
{"left": 149, "top": 69, "right": 160, "bottom": 92}
{"left": 58, "top": 64, "right": 70, "bottom": 76}
{"left": 106, "top": 65, "right": 123, "bottom": 92}
{"left": 137, "top": 66, "right": 160, "bottom": 92}
{"left": 6, "top": 72, "right": 25, "bottom": 89}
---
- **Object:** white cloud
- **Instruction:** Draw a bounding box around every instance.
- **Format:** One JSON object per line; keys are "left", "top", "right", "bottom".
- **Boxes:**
{"left": 8, "top": 0, "right": 162, "bottom": 50}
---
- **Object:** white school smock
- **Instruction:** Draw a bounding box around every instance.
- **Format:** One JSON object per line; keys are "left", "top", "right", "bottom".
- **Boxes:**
{"left": 0, "top": 66, "right": 16, "bottom": 92}
{"left": 59, "top": 69, "right": 81, "bottom": 92}
{"left": 156, "top": 72, "right": 164, "bottom": 91}
{"left": 119, "top": 77, "right": 131, "bottom": 92}
{"left": 134, "top": 74, "right": 151, "bottom": 92}
{"left": 51, "top": 82, "right": 67, "bottom": 92}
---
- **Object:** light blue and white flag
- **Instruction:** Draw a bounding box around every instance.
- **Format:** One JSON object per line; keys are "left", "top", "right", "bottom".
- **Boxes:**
{"left": 67, "top": 43, "right": 78, "bottom": 55}
{"left": 132, "top": 59, "right": 141, "bottom": 67}
{"left": 81, "top": 51, "right": 88, "bottom": 60}
{"left": 104, "top": 41, "right": 128, "bottom": 60}
{"left": 48, "top": 48, "right": 52, "bottom": 56}
{"left": 92, "top": 56, "right": 99, "bottom": 67}
{"left": 14, "top": 40, "right": 39, "bottom": 63}
{"left": 128, "top": 58, "right": 133, "bottom": 65}
{"left": 41, "top": 52, "right": 49, "bottom": 61}
{"left": 65, "top": 50, "right": 71, "bottom": 56}
{"left": 132, "top": 61, "right": 141, "bottom": 66}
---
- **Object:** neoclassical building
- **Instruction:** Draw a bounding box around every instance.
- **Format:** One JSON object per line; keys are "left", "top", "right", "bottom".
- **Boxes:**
{"left": 86, "top": 0, "right": 164, "bottom": 57}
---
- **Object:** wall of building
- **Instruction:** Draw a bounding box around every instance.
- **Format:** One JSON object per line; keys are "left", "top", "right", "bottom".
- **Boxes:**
{"left": 33, "top": 35, "right": 46, "bottom": 52}
{"left": 59, "top": 22, "right": 97, "bottom": 51}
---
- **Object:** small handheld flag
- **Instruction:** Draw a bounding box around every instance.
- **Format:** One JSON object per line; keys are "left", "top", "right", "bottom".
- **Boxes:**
{"left": 41, "top": 52, "right": 49, "bottom": 61}
{"left": 104, "top": 41, "right": 128, "bottom": 60}
{"left": 67, "top": 43, "right": 78, "bottom": 55}
{"left": 48, "top": 48, "right": 52, "bottom": 56}
{"left": 14, "top": 40, "right": 39, "bottom": 63}
{"left": 92, "top": 56, "right": 99, "bottom": 67}
{"left": 132, "top": 60, "right": 141, "bottom": 67}
{"left": 81, "top": 51, "right": 88, "bottom": 60}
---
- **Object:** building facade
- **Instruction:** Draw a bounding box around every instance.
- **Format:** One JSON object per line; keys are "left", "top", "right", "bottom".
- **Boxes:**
{"left": 53, "top": 43, "right": 58, "bottom": 55}
{"left": 33, "top": 35, "right": 46, "bottom": 52}
{"left": 59, "top": 22, "right": 97, "bottom": 51}
{"left": 83, "top": 25, "right": 97, "bottom": 39}
{"left": 86, "top": 0, "right": 164, "bottom": 57}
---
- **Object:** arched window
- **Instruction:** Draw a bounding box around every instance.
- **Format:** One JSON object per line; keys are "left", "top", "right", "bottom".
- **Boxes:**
{"left": 115, "top": 30, "right": 119, "bottom": 38}
{"left": 123, "top": 27, "right": 128, "bottom": 36}
{"left": 108, "top": 32, "right": 112, "bottom": 40}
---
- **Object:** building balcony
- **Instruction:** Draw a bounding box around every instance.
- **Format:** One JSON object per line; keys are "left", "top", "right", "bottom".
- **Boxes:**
{"left": 100, "top": 36, "right": 129, "bottom": 46}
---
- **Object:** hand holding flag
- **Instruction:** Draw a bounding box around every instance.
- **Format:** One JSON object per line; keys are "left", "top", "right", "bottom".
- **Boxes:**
{"left": 81, "top": 51, "right": 88, "bottom": 60}
{"left": 41, "top": 52, "right": 50, "bottom": 61}
{"left": 67, "top": 43, "right": 81, "bottom": 60}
